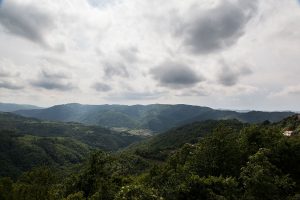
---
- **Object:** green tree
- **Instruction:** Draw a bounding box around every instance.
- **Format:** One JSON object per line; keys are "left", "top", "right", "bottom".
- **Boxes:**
{"left": 239, "top": 126, "right": 283, "bottom": 159}
{"left": 63, "top": 192, "right": 84, "bottom": 200}
{"left": 177, "top": 175, "right": 239, "bottom": 200}
{"left": 270, "top": 136, "right": 300, "bottom": 187}
{"left": 186, "top": 126, "right": 242, "bottom": 177}
{"left": 240, "top": 148, "right": 295, "bottom": 200}
{"left": 12, "top": 167, "right": 57, "bottom": 200}
{"left": 0, "top": 177, "right": 14, "bottom": 200}
{"left": 115, "top": 184, "right": 163, "bottom": 200}
{"left": 66, "top": 151, "right": 118, "bottom": 199}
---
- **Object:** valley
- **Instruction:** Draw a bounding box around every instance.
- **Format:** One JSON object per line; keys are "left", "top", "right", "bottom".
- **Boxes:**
{"left": 0, "top": 105, "right": 299, "bottom": 199}
{"left": 11, "top": 103, "right": 295, "bottom": 133}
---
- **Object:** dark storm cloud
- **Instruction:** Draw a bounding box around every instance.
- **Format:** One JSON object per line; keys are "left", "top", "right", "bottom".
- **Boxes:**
{"left": 0, "top": 1, "right": 53, "bottom": 45}
{"left": 179, "top": 0, "right": 258, "bottom": 54}
{"left": 0, "top": 80, "right": 23, "bottom": 90}
{"left": 31, "top": 70, "right": 76, "bottom": 91}
{"left": 104, "top": 62, "right": 129, "bottom": 78}
{"left": 150, "top": 61, "right": 203, "bottom": 89}
{"left": 92, "top": 82, "right": 112, "bottom": 92}
{"left": 217, "top": 62, "right": 252, "bottom": 86}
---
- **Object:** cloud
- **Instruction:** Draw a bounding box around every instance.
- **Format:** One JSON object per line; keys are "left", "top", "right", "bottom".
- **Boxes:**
{"left": 103, "top": 62, "right": 129, "bottom": 78}
{"left": 92, "top": 82, "right": 112, "bottom": 92}
{"left": 176, "top": 89, "right": 208, "bottom": 97}
{"left": 40, "top": 69, "right": 70, "bottom": 79}
{"left": 39, "top": 56, "right": 75, "bottom": 69}
{"left": 106, "top": 90, "right": 164, "bottom": 100}
{"left": 217, "top": 61, "right": 252, "bottom": 86}
{"left": 31, "top": 81, "right": 75, "bottom": 91}
{"left": 150, "top": 61, "right": 203, "bottom": 89}
{"left": 0, "top": 60, "right": 23, "bottom": 90}
{"left": 179, "top": 0, "right": 258, "bottom": 54}
{"left": 0, "top": 1, "right": 53, "bottom": 45}
{"left": 0, "top": 60, "right": 20, "bottom": 77}
{"left": 87, "top": 0, "right": 118, "bottom": 8}
{"left": 0, "top": 68, "right": 15, "bottom": 77}
{"left": 31, "top": 69, "right": 76, "bottom": 91}
{"left": 0, "top": 0, "right": 299, "bottom": 110}
{"left": 118, "top": 46, "right": 139, "bottom": 63}
{"left": 273, "top": 85, "right": 300, "bottom": 97}
{"left": 0, "top": 80, "right": 24, "bottom": 90}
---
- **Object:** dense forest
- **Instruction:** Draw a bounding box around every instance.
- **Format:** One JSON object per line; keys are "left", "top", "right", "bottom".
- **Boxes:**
{"left": 0, "top": 113, "right": 144, "bottom": 179}
{"left": 0, "top": 114, "right": 299, "bottom": 199}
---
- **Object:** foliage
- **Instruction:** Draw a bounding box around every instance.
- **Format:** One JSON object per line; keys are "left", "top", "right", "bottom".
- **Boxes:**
{"left": 12, "top": 167, "right": 57, "bottom": 200}
{"left": 240, "top": 148, "right": 295, "bottom": 200}
{"left": 0, "top": 112, "right": 144, "bottom": 178}
{"left": 115, "top": 184, "right": 163, "bottom": 200}
{"left": 0, "top": 115, "right": 300, "bottom": 199}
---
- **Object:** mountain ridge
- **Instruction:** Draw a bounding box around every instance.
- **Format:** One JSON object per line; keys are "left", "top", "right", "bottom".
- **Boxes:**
{"left": 0, "top": 103, "right": 42, "bottom": 112}
{"left": 14, "top": 103, "right": 295, "bottom": 132}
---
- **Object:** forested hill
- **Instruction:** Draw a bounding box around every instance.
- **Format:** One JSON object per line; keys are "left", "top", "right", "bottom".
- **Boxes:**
{"left": 15, "top": 103, "right": 295, "bottom": 132}
{"left": 0, "top": 112, "right": 143, "bottom": 149}
{"left": 125, "top": 119, "right": 247, "bottom": 161}
{"left": 1, "top": 115, "right": 299, "bottom": 199}
{"left": 0, "top": 112, "right": 144, "bottom": 178}
{"left": 126, "top": 115, "right": 300, "bottom": 161}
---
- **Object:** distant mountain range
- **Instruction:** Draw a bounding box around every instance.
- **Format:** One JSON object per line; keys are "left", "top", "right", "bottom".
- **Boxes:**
{"left": 14, "top": 103, "right": 296, "bottom": 132}
{"left": 0, "top": 103, "right": 42, "bottom": 112}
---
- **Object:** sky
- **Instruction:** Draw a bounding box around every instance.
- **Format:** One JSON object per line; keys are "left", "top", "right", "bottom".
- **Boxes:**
{"left": 0, "top": 0, "right": 300, "bottom": 111}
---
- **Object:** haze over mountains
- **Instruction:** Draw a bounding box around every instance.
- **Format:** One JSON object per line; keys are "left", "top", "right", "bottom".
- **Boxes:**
{"left": 13, "top": 103, "right": 295, "bottom": 133}
{"left": 0, "top": 103, "right": 42, "bottom": 112}
{"left": 0, "top": 0, "right": 299, "bottom": 198}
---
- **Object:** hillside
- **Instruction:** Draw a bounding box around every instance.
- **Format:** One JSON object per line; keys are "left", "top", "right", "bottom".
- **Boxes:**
{"left": 0, "top": 112, "right": 144, "bottom": 178}
{"left": 126, "top": 119, "right": 247, "bottom": 161}
{"left": 0, "top": 112, "right": 143, "bottom": 150}
{"left": 0, "top": 130, "right": 90, "bottom": 178}
{"left": 275, "top": 114, "right": 300, "bottom": 134}
{"left": 1, "top": 115, "right": 299, "bottom": 199}
{"left": 15, "top": 103, "right": 295, "bottom": 133}
{"left": 0, "top": 103, "right": 42, "bottom": 112}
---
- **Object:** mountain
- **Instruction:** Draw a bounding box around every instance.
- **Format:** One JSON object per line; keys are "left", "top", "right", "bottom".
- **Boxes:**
{"left": 0, "top": 130, "right": 90, "bottom": 178}
{"left": 15, "top": 103, "right": 295, "bottom": 133}
{"left": 0, "top": 112, "right": 143, "bottom": 150}
{"left": 126, "top": 119, "right": 247, "bottom": 161}
{"left": 1, "top": 114, "right": 299, "bottom": 199}
{"left": 128, "top": 114, "right": 300, "bottom": 161}
{"left": 0, "top": 103, "right": 42, "bottom": 112}
{"left": 0, "top": 112, "right": 144, "bottom": 178}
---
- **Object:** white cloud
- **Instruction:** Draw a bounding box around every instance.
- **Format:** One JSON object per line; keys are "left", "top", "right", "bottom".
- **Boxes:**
{"left": 0, "top": 0, "right": 299, "bottom": 110}
{"left": 272, "top": 86, "right": 300, "bottom": 97}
